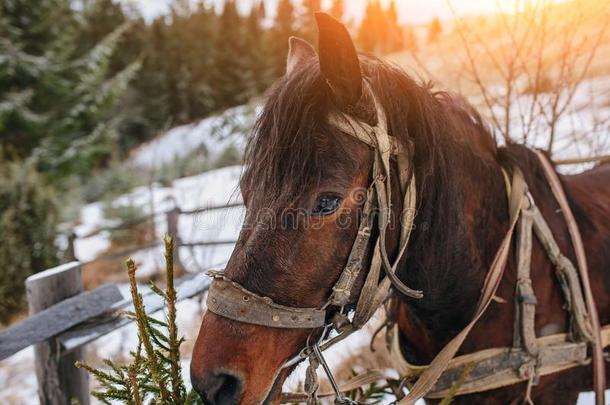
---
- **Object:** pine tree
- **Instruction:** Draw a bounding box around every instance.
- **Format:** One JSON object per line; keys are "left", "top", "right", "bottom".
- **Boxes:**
{"left": 357, "top": 0, "right": 406, "bottom": 54}
{"left": 79, "top": 0, "right": 128, "bottom": 54}
{"left": 184, "top": 3, "right": 217, "bottom": 117}
{"left": 0, "top": 0, "right": 139, "bottom": 184}
{"left": 77, "top": 236, "right": 203, "bottom": 404}
{"left": 0, "top": 0, "right": 74, "bottom": 158}
{"left": 79, "top": 0, "right": 153, "bottom": 156}
{"left": 330, "top": 0, "right": 344, "bottom": 20}
{"left": 358, "top": 1, "right": 385, "bottom": 53}
{"left": 209, "top": 0, "right": 251, "bottom": 109}
{"left": 0, "top": 156, "right": 59, "bottom": 324}
{"left": 386, "top": 0, "right": 404, "bottom": 52}
{"left": 139, "top": 17, "right": 172, "bottom": 128}
{"left": 245, "top": 1, "right": 272, "bottom": 92}
{"left": 428, "top": 17, "right": 443, "bottom": 43}
{"left": 269, "top": 0, "right": 296, "bottom": 78}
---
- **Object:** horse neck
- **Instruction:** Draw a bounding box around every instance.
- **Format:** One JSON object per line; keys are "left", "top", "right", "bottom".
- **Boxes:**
{"left": 393, "top": 126, "right": 510, "bottom": 360}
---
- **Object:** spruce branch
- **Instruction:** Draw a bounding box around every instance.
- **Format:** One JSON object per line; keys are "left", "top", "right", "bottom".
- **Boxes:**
{"left": 77, "top": 239, "right": 202, "bottom": 404}
{"left": 127, "top": 258, "right": 171, "bottom": 403}
{"left": 165, "top": 234, "right": 185, "bottom": 403}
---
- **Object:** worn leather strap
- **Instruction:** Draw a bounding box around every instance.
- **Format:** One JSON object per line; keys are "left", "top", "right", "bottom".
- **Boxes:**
{"left": 392, "top": 326, "right": 590, "bottom": 398}
{"left": 329, "top": 95, "right": 423, "bottom": 300}
{"left": 329, "top": 184, "right": 376, "bottom": 307}
{"left": 328, "top": 113, "right": 400, "bottom": 156}
{"left": 530, "top": 202, "right": 592, "bottom": 342}
{"left": 534, "top": 150, "right": 606, "bottom": 405}
{"left": 515, "top": 203, "right": 539, "bottom": 356}
{"left": 206, "top": 275, "right": 326, "bottom": 329}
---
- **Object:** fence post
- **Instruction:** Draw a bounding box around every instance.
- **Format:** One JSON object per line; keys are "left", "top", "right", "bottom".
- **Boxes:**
{"left": 67, "top": 231, "right": 77, "bottom": 262}
{"left": 26, "top": 262, "right": 90, "bottom": 405}
{"left": 166, "top": 207, "right": 184, "bottom": 273}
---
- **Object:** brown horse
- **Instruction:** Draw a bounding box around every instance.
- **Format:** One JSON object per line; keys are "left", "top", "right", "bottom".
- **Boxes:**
{"left": 190, "top": 13, "right": 610, "bottom": 405}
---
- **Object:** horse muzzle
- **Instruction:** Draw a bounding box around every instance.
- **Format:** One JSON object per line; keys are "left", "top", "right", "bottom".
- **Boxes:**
{"left": 191, "top": 311, "right": 306, "bottom": 405}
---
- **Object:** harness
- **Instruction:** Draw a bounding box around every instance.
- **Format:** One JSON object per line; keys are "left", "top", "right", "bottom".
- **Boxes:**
{"left": 205, "top": 93, "right": 608, "bottom": 404}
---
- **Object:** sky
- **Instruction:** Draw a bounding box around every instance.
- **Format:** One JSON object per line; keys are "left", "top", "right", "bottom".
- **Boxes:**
{"left": 119, "top": 0, "right": 535, "bottom": 25}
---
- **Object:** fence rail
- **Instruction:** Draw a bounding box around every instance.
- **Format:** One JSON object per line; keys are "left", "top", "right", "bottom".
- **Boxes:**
{"left": 67, "top": 201, "right": 243, "bottom": 267}
{"left": 73, "top": 201, "right": 243, "bottom": 240}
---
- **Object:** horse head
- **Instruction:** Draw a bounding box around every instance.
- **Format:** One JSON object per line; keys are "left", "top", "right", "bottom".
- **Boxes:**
{"left": 189, "top": 13, "right": 411, "bottom": 404}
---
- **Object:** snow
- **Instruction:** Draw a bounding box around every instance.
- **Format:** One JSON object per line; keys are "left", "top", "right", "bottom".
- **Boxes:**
{"left": 129, "top": 104, "right": 258, "bottom": 170}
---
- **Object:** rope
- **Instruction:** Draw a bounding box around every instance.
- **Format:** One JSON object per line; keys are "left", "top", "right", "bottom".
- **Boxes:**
{"left": 304, "top": 353, "right": 320, "bottom": 405}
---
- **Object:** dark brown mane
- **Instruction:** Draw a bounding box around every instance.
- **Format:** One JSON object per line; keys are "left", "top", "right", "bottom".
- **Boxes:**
{"left": 241, "top": 59, "right": 361, "bottom": 205}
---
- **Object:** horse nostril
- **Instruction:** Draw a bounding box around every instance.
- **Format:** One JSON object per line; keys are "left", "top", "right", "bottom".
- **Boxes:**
{"left": 194, "top": 371, "right": 243, "bottom": 405}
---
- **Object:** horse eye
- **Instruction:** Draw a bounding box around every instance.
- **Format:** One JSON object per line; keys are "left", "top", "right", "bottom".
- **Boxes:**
{"left": 312, "top": 196, "right": 342, "bottom": 215}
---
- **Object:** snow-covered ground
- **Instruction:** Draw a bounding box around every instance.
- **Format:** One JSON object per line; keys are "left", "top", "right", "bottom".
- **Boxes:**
{"left": 2, "top": 76, "right": 609, "bottom": 404}
{"left": 129, "top": 104, "right": 258, "bottom": 170}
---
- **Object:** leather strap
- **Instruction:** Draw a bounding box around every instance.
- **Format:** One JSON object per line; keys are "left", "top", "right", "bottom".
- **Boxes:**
{"left": 515, "top": 202, "right": 539, "bottom": 356}
{"left": 329, "top": 96, "right": 423, "bottom": 300}
{"left": 391, "top": 326, "right": 591, "bottom": 399}
{"left": 329, "top": 184, "right": 376, "bottom": 307}
{"left": 391, "top": 160, "right": 605, "bottom": 403}
{"left": 530, "top": 202, "right": 592, "bottom": 342}
{"left": 534, "top": 150, "right": 606, "bottom": 405}
{"left": 328, "top": 113, "right": 400, "bottom": 156}
{"left": 206, "top": 274, "right": 326, "bottom": 329}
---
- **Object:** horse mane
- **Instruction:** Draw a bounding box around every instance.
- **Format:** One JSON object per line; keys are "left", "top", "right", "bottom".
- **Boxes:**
{"left": 360, "top": 57, "right": 505, "bottom": 326}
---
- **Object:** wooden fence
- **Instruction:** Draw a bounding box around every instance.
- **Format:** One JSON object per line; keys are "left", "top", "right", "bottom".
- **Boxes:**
{"left": 66, "top": 201, "right": 243, "bottom": 269}
{"left": 0, "top": 201, "right": 242, "bottom": 404}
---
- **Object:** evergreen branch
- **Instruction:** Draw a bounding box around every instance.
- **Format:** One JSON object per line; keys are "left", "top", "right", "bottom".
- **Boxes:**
{"left": 75, "top": 361, "right": 125, "bottom": 386}
{"left": 127, "top": 365, "right": 142, "bottom": 405}
{"left": 126, "top": 258, "right": 171, "bottom": 403}
{"left": 77, "top": 240, "right": 201, "bottom": 404}
{"left": 165, "top": 234, "right": 185, "bottom": 404}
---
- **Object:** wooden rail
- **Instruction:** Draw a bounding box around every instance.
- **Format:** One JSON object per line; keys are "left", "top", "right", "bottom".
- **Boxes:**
{"left": 73, "top": 201, "right": 243, "bottom": 240}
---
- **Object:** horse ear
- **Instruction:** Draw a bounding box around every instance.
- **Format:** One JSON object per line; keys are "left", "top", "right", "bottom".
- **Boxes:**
{"left": 286, "top": 36, "right": 316, "bottom": 75}
{"left": 315, "top": 12, "right": 362, "bottom": 107}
